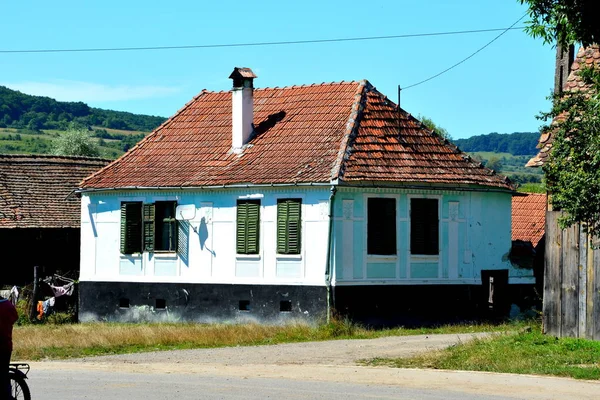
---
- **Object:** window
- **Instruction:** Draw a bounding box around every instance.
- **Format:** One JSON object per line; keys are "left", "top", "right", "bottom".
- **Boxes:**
{"left": 120, "top": 202, "right": 143, "bottom": 254}
{"left": 120, "top": 200, "right": 178, "bottom": 254}
{"left": 367, "top": 198, "right": 396, "bottom": 255}
{"left": 155, "top": 201, "right": 178, "bottom": 251}
{"left": 410, "top": 198, "right": 439, "bottom": 255}
{"left": 236, "top": 200, "right": 260, "bottom": 254}
{"left": 277, "top": 199, "right": 301, "bottom": 254}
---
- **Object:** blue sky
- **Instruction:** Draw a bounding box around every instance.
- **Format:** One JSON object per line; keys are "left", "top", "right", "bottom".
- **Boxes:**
{"left": 0, "top": 1, "right": 556, "bottom": 139}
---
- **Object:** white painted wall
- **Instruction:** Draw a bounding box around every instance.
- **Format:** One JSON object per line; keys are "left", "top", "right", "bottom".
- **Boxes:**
{"left": 331, "top": 187, "right": 533, "bottom": 286}
{"left": 80, "top": 186, "right": 533, "bottom": 288}
{"left": 80, "top": 188, "right": 332, "bottom": 286}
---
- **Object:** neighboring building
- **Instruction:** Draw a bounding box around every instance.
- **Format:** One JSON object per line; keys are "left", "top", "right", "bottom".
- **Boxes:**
{"left": 525, "top": 45, "right": 600, "bottom": 340}
{"left": 527, "top": 45, "right": 599, "bottom": 169}
{"left": 77, "top": 68, "right": 533, "bottom": 324}
{"left": 511, "top": 193, "right": 547, "bottom": 292}
{"left": 0, "top": 154, "right": 109, "bottom": 285}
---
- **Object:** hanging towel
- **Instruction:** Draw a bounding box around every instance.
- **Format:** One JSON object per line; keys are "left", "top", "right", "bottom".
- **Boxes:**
{"left": 50, "top": 282, "right": 75, "bottom": 298}
{"left": 9, "top": 286, "right": 19, "bottom": 306}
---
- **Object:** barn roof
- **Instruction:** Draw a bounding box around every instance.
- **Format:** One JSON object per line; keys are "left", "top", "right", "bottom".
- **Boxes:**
{"left": 0, "top": 154, "right": 109, "bottom": 228}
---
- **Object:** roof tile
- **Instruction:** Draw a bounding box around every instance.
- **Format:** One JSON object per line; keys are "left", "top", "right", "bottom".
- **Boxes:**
{"left": 512, "top": 193, "right": 547, "bottom": 247}
{"left": 81, "top": 80, "right": 513, "bottom": 190}
{"left": 527, "top": 45, "right": 600, "bottom": 167}
{"left": 0, "top": 155, "right": 109, "bottom": 228}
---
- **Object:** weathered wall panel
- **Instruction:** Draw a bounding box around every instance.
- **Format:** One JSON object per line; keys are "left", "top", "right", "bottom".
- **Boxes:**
{"left": 544, "top": 211, "right": 600, "bottom": 340}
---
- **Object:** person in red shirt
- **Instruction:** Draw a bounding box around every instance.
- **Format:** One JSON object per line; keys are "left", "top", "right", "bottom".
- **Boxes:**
{"left": 0, "top": 296, "right": 17, "bottom": 400}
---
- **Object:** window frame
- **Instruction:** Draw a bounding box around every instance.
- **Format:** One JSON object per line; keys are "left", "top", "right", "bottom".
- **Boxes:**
{"left": 119, "top": 199, "right": 179, "bottom": 255}
{"left": 154, "top": 201, "right": 178, "bottom": 253}
{"left": 366, "top": 197, "right": 397, "bottom": 256}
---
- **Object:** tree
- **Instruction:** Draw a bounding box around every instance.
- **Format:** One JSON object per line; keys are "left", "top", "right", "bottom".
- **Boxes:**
{"left": 417, "top": 115, "right": 452, "bottom": 140}
{"left": 486, "top": 156, "right": 503, "bottom": 172}
{"left": 51, "top": 125, "right": 100, "bottom": 157}
{"left": 519, "top": 0, "right": 599, "bottom": 47}
{"left": 520, "top": 0, "right": 600, "bottom": 236}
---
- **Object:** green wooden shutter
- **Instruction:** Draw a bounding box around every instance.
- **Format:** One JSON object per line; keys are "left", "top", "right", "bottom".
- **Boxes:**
{"left": 277, "top": 199, "right": 301, "bottom": 254}
{"left": 143, "top": 203, "right": 155, "bottom": 252}
{"left": 120, "top": 202, "right": 142, "bottom": 254}
{"left": 246, "top": 201, "right": 260, "bottom": 254}
{"left": 237, "top": 200, "right": 260, "bottom": 254}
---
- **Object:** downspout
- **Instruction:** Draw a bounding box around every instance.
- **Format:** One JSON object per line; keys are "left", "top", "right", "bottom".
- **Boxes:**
{"left": 325, "top": 185, "right": 337, "bottom": 323}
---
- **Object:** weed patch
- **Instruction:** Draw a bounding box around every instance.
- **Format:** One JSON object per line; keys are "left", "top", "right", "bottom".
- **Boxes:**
{"left": 361, "top": 324, "right": 600, "bottom": 380}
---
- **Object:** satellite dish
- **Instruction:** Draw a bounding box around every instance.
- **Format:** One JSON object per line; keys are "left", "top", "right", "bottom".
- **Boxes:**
{"left": 176, "top": 204, "right": 196, "bottom": 221}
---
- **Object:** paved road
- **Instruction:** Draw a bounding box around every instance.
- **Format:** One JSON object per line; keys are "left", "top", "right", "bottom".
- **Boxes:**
{"left": 23, "top": 333, "right": 600, "bottom": 399}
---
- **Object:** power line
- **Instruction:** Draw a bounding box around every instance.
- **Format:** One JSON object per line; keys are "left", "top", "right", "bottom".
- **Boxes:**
{"left": 402, "top": 14, "right": 527, "bottom": 90}
{"left": 0, "top": 26, "right": 525, "bottom": 54}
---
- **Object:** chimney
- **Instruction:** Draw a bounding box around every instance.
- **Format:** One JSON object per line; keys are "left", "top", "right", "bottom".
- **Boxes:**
{"left": 229, "top": 67, "right": 257, "bottom": 151}
{"left": 554, "top": 44, "right": 575, "bottom": 95}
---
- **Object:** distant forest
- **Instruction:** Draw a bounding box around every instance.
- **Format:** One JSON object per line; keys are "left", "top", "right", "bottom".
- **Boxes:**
{"left": 0, "top": 86, "right": 166, "bottom": 132}
{"left": 453, "top": 131, "right": 540, "bottom": 156}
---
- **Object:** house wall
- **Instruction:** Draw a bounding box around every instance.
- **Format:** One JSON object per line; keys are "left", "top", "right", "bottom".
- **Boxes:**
{"left": 79, "top": 186, "right": 532, "bottom": 323}
{"left": 79, "top": 187, "right": 332, "bottom": 322}
{"left": 330, "top": 187, "right": 534, "bottom": 323}
{"left": 331, "top": 187, "right": 531, "bottom": 286}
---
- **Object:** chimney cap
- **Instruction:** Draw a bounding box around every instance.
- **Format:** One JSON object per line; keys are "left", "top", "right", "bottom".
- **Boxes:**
{"left": 229, "top": 67, "right": 257, "bottom": 80}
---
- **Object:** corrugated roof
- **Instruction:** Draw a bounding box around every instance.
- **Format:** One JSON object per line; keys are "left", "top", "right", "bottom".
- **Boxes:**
{"left": 527, "top": 45, "right": 600, "bottom": 168}
{"left": 512, "top": 193, "right": 546, "bottom": 247}
{"left": 81, "top": 80, "right": 513, "bottom": 191}
{"left": 0, "top": 154, "right": 109, "bottom": 228}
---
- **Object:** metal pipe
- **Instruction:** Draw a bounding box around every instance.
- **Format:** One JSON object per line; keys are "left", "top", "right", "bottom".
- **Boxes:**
{"left": 324, "top": 185, "right": 337, "bottom": 323}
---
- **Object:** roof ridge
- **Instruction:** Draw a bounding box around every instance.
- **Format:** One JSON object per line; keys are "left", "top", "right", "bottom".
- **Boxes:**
{"left": 79, "top": 90, "right": 211, "bottom": 188}
{"left": 330, "top": 80, "right": 369, "bottom": 181}
{"left": 0, "top": 153, "right": 110, "bottom": 163}
{"left": 253, "top": 80, "right": 361, "bottom": 92}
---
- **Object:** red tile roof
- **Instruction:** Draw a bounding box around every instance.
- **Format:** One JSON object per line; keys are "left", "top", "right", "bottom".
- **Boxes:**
{"left": 527, "top": 45, "right": 600, "bottom": 167}
{"left": 0, "top": 155, "right": 109, "bottom": 228}
{"left": 81, "top": 80, "right": 513, "bottom": 191}
{"left": 512, "top": 193, "right": 547, "bottom": 247}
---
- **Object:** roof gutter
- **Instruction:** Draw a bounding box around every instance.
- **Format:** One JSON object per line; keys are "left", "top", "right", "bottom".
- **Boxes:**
{"left": 324, "top": 185, "right": 337, "bottom": 323}
{"left": 76, "top": 179, "right": 517, "bottom": 196}
{"left": 75, "top": 181, "right": 336, "bottom": 194}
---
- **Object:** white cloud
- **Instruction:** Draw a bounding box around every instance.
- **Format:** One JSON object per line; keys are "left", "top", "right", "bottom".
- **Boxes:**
{"left": 1, "top": 80, "right": 180, "bottom": 102}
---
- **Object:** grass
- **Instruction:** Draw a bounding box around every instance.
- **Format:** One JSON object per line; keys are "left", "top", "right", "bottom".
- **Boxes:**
{"left": 12, "top": 319, "right": 532, "bottom": 361}
{"left": 361, "top": 324, "right": 600, "bottom": 380}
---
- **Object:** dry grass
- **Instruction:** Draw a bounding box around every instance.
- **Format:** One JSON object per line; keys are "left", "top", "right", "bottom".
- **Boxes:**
{"left": 13, "top": 319, "right": 533, "bottom": 361}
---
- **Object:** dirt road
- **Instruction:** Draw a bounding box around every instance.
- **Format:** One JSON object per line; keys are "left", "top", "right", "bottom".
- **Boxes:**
{"left": 31, "top": 333, "right": 600, "bottom": 399}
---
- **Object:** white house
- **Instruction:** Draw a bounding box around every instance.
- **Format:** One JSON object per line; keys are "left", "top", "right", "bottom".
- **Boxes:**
{"left": 77, "top": 68, "right": 533, "bottom": 323}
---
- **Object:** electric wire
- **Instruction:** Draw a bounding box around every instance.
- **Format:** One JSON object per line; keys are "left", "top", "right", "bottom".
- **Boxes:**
{"left": 0, "top": 26, "right": 525, "bottom": 54}
{"left": 402, "top": 14, "right": 527, "bottom": 90}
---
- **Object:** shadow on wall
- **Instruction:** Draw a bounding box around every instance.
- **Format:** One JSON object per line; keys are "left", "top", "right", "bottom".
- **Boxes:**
{"left": 198, "top": 217, "right": 216, "bottom": 257}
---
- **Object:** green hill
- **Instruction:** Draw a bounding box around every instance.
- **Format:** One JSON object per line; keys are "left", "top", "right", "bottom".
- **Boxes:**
{"left": 453, "top": 131, "right": 540, "bottom": 156}
{"left": 452, "top": 132, "right": 543, "bottom": 187}
{"left": 0, "top": 85, "right": 166, "bottom": 132}
{"left": 0, "top": 85, "right": 167, "bottom": 159}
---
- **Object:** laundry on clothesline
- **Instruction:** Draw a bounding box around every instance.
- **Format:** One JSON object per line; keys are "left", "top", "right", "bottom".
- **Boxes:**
{"left": 50, "top": 282, "right": 75, "bottom": 298}
{"left": 37, "top": 297, "right": 56, "bottom": 320}
{"left": 9, "top": 286, "right": 18, "bottom": 306}
{"left": 0, "top": 286, "right": 19, "bottom": 306}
